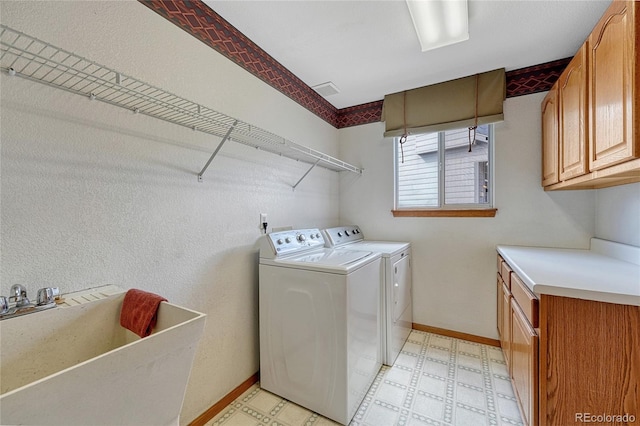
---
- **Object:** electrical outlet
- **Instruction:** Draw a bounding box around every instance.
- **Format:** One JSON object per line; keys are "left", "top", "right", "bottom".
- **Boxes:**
{"left": 260, "top": 213, "right": 268, "bottom": 233}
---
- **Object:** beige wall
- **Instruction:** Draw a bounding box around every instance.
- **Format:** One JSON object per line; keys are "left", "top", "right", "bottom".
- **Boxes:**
{"left": 338, "top": 92, "right": 597, "bottom": 339}
{"left": 0, "top": 1, "right": 341, "bottom": 423}
{"left": 595, "top": 183, "right": 640, "bottom": 247}
{"left": 2, "top": 1, "right": 638, "bottom": 423}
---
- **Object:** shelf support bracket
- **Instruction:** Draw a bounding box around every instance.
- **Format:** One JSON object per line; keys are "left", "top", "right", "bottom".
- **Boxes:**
{"left": 198, "top": 120, "right": 238, "bottom": 182}
{"left": 292, "top": 159, "right": 320, "bottom": 190}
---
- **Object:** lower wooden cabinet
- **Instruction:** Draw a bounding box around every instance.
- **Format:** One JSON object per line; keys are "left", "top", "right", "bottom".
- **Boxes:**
{"left": 511, "top": 302, "right": 539, "bottom": 426}
{"left": 497, "top": 252, "right": 639, "bottom": 426}
{"left": 497, "top": 278, "right": 503, "bottom": 337}
{"left": 539, "top": 295, "right": 639, "bottom": 426}
{"left": 499, "top": 280, "right": 511, "bottom": 366}
{"left": 497, "top": 254, "right": 537, "bottom": 425}
{"left": 497, "top": 257, "right": 512, "bottom": 366}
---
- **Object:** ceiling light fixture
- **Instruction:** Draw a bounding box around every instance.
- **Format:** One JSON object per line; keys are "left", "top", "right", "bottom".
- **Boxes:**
{"left": 406, "top": 0, "right": 469, "bottom": 52}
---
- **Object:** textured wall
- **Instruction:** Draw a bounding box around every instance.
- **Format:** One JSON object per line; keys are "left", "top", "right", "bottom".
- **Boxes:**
{"left": 595, "top": 183, "right": 640, "bottom": 247}
{"left": 0, "top": 1, "right": 342, "bottom": 423}
{"left": 338, "top": 92, "right": 597, "bottom": 339}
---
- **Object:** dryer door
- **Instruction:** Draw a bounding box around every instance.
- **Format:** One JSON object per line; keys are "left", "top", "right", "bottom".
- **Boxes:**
{"left": 388, "top": 253, "right": 412, "bottom": 365}
{"left": 393, "top": 255, "right": 411, "bottom": 322}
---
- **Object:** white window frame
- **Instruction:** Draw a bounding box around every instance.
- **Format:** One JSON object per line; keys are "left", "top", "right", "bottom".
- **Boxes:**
{"left": 393, "top": 124, "right": 495, "bottom": 211}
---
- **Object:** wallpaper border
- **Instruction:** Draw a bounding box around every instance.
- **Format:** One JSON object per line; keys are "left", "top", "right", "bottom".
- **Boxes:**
{"left": 140, "top": 0, "right": 570, "bottom": 129}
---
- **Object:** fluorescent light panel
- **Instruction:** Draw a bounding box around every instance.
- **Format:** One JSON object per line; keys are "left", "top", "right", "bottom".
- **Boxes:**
{"left": 406, "top": 0, "right": 469, "bottom": 52}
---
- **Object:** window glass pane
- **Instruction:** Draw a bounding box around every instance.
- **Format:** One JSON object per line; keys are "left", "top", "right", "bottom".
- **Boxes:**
{"left": 396, "top": 132, "right": 438, "bottom": 207}
{"left": 444, "top": 125, "right": 490, "bottom": 205}
{"left": 395, "top": 124, "right": 492, "bottom": 209}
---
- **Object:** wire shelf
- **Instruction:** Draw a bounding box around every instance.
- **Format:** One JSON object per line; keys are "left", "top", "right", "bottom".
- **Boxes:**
{"left": 0, "top": 25, "right": 362, "bottom": 183}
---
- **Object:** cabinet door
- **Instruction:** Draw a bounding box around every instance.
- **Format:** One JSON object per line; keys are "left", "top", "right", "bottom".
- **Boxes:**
{"left": 497, "top": 278, "right": 503, "bottom": 338}
{"left": 501, "top": 282, "right": 511, "bottom": 367}
{"left": 559, "top": 44, "right": 588, "bottom": 181}
{"left": 540, "top": 295, "right": 639, "bottom": 426}
{"left": 589, "top": 0, "right": 638, "bottom": 171}
{"left": 541, "top": 87, "right": 559, "bottom": 186}
{"left": 511, "top": 302, "right": 539, "bottom": 426}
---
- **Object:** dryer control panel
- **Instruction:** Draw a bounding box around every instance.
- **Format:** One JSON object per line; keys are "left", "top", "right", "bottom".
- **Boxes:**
{"left": 323, "top": 226, "right": 364, "bottom": 247}
{"left": 264, "top": 228, "right": 325, "bottom": 256}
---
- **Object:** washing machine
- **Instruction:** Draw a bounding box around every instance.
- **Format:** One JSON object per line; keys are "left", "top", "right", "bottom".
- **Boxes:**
{"left": 323, "top": 226, "right": 412, "bottom": 366}
{"left": 258, "top": 228, "right": 382, "bottom": 425}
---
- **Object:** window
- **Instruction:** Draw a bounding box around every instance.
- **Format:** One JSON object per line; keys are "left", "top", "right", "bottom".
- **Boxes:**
{"left": 393, "top": 124, "right": 496, "bottom": 217}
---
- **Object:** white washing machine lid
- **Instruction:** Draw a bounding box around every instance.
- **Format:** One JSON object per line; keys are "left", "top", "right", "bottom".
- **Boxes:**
{"left": 337, "top": 241, "right": 410, "bottom": 257}
{"left": 261, "top": 248, "right": 380, "bottom": 274}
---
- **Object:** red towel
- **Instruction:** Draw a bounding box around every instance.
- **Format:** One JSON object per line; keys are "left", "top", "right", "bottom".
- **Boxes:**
{"left": 119, "top": 289, "right": 167, "bottom": 338}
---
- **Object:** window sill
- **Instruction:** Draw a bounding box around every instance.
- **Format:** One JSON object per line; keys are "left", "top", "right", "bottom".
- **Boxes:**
{"left": 391, "top": 209, "right": 497, "bottom": 218}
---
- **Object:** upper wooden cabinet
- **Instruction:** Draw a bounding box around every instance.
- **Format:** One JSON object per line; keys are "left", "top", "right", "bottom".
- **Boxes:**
{"left": 589, "top": 0, "right": 638, "bottom": 171}
{"left": 541, "top": 87, "right": 559, "bottom": 186}
{"left": 542, "top": 0, "right": 640, "bottom": 190}
{"left": 559, "top": 44, "right": 588, "bottom": 181}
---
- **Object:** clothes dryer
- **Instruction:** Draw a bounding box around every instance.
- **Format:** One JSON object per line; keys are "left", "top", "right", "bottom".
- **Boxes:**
{"left": 323, "top": 226, "right": 412, "bottom": 366}
{"left": 259, "top": 228, "right": 382, "bottom": 425}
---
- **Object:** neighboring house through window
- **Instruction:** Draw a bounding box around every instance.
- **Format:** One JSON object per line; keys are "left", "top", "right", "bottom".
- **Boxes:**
{"left": 394, "top": 124, "right": 494, "bottom": 213}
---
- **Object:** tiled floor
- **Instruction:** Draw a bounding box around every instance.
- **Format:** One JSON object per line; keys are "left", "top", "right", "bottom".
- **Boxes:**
{"left": 208, "top": 330, "right": 524, "bottom": 426}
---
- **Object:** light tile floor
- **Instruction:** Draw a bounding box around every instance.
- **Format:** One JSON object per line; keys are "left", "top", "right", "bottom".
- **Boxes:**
{"left": 208, "top": 330, "right": 524, "bottom": 426}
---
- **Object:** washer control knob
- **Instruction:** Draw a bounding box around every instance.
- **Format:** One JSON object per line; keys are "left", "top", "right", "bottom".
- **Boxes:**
{"left": 337, "top": 232, "right": 343, "bottom": 237}
{"left": 310, "top": 234, "right": 315, "bottom": 239}
{"left": 316, "top": 233, "right": 321, "bottom": 238}
{"left": 276, "top": 239, "right": 283, "bottom": 245}
{"left": 297, "top": 234, "right": 306, "bottom": 242}
{"left": 285, "top": 237, "right": 292, "bottom": 243}
{"left": 345, "top": 230, "right": 350, "bottom": 236}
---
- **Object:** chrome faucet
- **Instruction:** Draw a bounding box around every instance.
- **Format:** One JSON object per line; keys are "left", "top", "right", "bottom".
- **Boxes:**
{"left": 0, "top": 296, "right": 8, "bottom": 314}
{"left": 0, "top": 285, "right": 59, "bottom": 320}
{"left": 9, "top": 284, "right": 30, "bottom": 308}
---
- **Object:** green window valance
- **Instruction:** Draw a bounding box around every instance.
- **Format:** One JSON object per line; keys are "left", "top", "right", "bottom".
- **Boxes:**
{"left": 382, "top": 68, "right": 506, "bottom": 138}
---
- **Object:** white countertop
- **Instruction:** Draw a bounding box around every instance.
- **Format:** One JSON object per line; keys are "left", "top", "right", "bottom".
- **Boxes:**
{"left": 497, "top": 239, "right": 640, "bottom": 306}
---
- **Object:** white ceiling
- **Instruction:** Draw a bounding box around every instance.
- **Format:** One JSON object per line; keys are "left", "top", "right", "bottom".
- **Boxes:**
{"left": 206, "top": 0, "right": 612, "bottom": 109}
